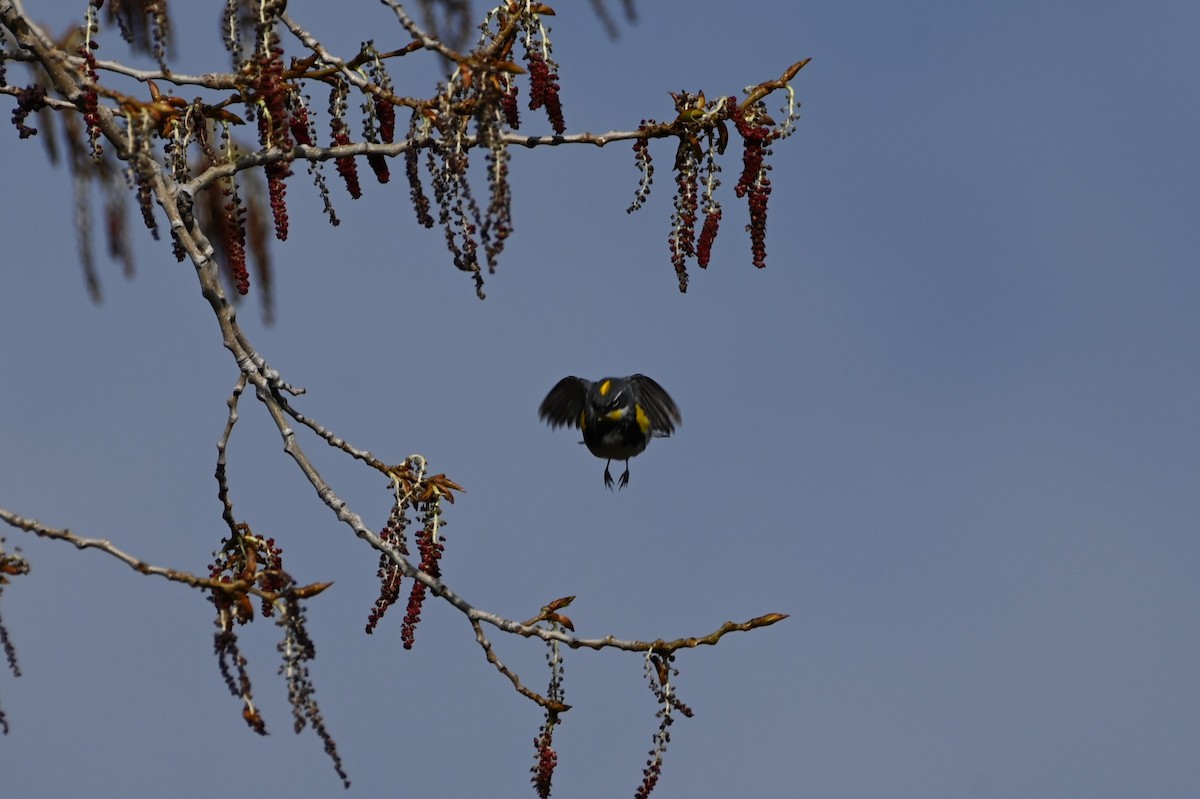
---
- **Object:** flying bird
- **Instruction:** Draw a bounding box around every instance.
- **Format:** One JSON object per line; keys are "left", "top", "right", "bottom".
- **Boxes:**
{"left": 539, "top": 374, "right": 681, "bottom": 489}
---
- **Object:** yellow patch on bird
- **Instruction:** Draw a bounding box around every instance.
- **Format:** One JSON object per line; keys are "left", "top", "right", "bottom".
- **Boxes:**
{"left": 634, "top": 403, "right": 650, "bottom": 434}
{"left": 605, "top": 406, "right": 627, "bottom": 421}
{"left": 598, "top": 379, "right": 612, "bottom": 396}
{"left": 579, "top": 410, "right": 587, "bottom": 430}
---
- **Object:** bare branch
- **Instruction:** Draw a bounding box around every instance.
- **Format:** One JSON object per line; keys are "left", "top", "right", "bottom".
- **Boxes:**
{"left": 215, "top": 375, "right": 248, "bottom": 536}
{"left": 277, "top": 12, "right": 376, "bottom": 94}
{"left": 380, "top": 0, "right": 464, "bottom": 62}
{"left": 1, "top": 0, "right": 801, "bottom": 790}
{"left": 471, "top": 617, "right": 569, "bottom": 711}
{"left": 0, "top": 507, "right": 262, "bottom": 599}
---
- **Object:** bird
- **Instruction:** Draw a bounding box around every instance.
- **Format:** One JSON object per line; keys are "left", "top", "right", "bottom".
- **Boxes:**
{"left": 539, "top": 374, "right": 681, "bottom": 489}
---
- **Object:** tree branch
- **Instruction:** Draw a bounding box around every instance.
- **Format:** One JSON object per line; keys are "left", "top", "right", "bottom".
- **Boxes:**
{"left": 1, "top": 1, "right": 800, "bottom": 790}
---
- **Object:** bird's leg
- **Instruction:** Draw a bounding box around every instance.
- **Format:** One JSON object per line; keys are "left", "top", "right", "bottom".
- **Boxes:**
{"left": 603, "top": 459, "right": 615, "bottom": 490}
{"left": 618, "top": 460, "right": 631, "bottom": 489}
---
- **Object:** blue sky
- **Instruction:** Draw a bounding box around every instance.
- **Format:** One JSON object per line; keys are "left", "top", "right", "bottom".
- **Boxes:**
{"left": 2, "top": 1, "right": 1198, "bottom": 797}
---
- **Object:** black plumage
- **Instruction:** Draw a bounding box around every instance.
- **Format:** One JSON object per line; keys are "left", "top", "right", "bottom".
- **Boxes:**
{"left": 539, "top": 374, "right": 681, "bottom": 489}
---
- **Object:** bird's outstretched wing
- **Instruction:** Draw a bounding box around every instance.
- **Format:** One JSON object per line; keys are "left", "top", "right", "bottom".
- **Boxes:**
{"left": 628, "top": 374, "right": 682, "bottom": 436}
{"left": 538, "top": 376, "right": 591, "bottom": 429}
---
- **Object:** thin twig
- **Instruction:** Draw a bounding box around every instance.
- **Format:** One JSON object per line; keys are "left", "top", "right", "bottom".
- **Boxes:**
{"left": 470, "top": 617, "right": 566, "bottom": 710}
{"left": 379, "top": 0, "right": 464, "bottom": 62}
{"left": 742, "top": 57, "right": 812, "bottom": 109}
{"left": 215, "top": 375, "right": 247, "bottom": 535}
{"left": 273, "top": 391, "right": 390, "bottom": 472}
{"left": 0, "top": 508, "right": 262, "bottom": 598}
